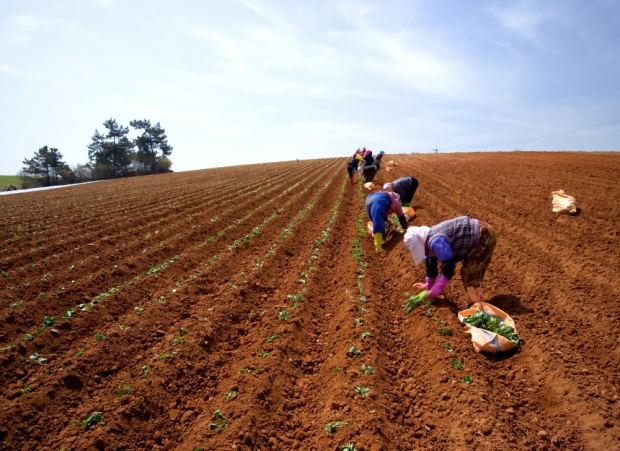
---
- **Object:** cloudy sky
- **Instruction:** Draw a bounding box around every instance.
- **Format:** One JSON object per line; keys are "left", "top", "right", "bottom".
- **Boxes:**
{"left": 1, "top": 0, "right": 619, "bottom": 174}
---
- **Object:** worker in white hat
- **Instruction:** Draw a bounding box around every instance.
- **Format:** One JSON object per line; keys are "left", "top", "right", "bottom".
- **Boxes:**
{"left": 404, "top": 216, "right": 497, "bottom": 306}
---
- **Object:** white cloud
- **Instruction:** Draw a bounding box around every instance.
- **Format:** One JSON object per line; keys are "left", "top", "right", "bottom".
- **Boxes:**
{"left": 490, "top": 5, "right": 549, "bottom": 41}
{"left": 9, "top": 14, "right": 38, "bottom": 31}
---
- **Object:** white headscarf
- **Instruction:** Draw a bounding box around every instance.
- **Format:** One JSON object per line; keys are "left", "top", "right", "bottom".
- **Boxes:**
{"left": 403, "top": 226, "right": 430, "bottom": 264}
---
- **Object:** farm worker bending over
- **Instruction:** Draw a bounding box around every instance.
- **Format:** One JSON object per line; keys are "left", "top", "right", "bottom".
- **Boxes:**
{"left": 366, "top": 191, "right": 408, "bottom": 252}
{"left": 361, "top": 150, "right": 379, "bottom": 183}
{"left": 383, "top": 176, "right": 418, "bottom": 207}
{"left": 404, "top": 216, "right": 497, "bottom": 305}
{"left": 346, "top": 157, "right": 361, "bottom": 185}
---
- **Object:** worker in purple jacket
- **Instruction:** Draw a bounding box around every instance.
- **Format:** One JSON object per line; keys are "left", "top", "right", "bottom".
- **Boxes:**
{"left": 366, "top": 191, "right": 408, "bottom": 252}
{"left": 404, "top": 216, "right": 497, "bottom": 305}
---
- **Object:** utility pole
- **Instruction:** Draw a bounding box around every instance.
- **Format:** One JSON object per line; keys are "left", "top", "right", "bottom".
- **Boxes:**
{"left": 433, "top": 145, "right": 438, "bottom": 154}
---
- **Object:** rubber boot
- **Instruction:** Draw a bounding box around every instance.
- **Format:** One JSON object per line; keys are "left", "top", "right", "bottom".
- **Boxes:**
{"left": 373, "top": 233, "right": 384, "bottom": 253}
{"left": 349, "top": 177, "right": 354, "bottom": 185}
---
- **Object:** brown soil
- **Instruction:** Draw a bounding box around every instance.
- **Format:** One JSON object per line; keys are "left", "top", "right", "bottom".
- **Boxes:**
{"left": 0, "top": 153, "right": 619, "bottom": 451}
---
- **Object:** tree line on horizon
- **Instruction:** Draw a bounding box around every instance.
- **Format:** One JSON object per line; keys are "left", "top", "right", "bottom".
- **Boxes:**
{"left": 19, "top": 118, "right": 173, "bottom": 188}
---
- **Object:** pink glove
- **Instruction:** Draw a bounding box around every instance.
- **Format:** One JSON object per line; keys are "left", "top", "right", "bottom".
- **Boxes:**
{"left": 427, "top": 275, "right": 450, "bottom": 298}
{"left": 413, "top": 277, "right": 435, "bottom": 290}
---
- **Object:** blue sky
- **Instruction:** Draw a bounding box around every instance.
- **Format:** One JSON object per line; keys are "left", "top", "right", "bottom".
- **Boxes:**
{"left": 1, "top": 0, "right": 619, "bottom": 174}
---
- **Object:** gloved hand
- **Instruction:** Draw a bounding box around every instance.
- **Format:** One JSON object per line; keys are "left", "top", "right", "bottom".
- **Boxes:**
{"left": 398, "top": 215, "right": 408, "bottom": 230}
{"left": 413, "top": 277, "right": 435, "bottom": 290}
{"left": 373, "top": 232, "right": 384, "bottom": 252}
{"left": 427, "top": 274, "right": 450, "bottom": 298}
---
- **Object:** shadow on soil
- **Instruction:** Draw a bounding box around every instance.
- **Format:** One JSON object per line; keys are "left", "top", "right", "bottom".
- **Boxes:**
{"left": 487, "top": 294, "right": 534, "bottom": 316}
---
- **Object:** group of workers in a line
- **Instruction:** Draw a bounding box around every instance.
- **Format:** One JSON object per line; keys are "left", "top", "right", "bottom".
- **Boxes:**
{"left": 349, "top": 149, "right": 497, "bottom": 307}
{"left": 346, "top": 148, "right": 385, "bottom": 185}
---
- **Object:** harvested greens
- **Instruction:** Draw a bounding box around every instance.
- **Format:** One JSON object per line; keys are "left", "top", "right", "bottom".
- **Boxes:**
{"left": 462, "top": 310, "right": 521, "bottom": 345}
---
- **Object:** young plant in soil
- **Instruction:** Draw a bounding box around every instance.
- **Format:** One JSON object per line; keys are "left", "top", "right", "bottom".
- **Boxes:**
{"left": 266, "top": 334, "right": 279, "bottom": 343}
{"left": 438, "top": 328, "right": 452, "bottom": 336}
{"left": 42, "top": 316, "right": 58, "bottom": 328}
{"left": 80, "top": 412, "right": 105, "bottom": 429}
{"left": 359, "top": 332, "right": 372, "bottom": 339}
{"left": 341, "top": 442, "right": 358, "bottom": 451}
{"left": 348, "top": 345, "right": 363, "bottom": 357}
{"left": 450, "top": 358, "right": 463, "bottom": 370}
{"left": 209, "top": 410, "right": 228, "bottom": 433}
{"left": 442, "top": 343, "right": 454, "bottom": 352}
{"left": 259, "top": 351, "right": 269, "bottom": 358}
{"left": 360, "top": 365, "right": 374, "bottom": 375}
{"left": 76, "top": 349, "right": 84, "bottom": 357}
{"left": 62, "top": 309, "right": 75, "bottom": 319}
{"left": 354, "top": 386, "right": 370, "bottom": 397}
{"left": 333, "top": 367, "right": 341, "bottom": 373}
{"left": 226, "top": 390, "right": 239, "bottom": 400}
{"left": 20, "top": 385, "right": 32, "bottom": 395}
{"left": 117, "top": 381, "right": 131, "bottom": 397}
{"left": 325, "top": 421, "right": 352, "bottom": 434}
{"left": 138, "top": 366, "right": 150, "bottom": 379}
{"left": 94, "top": 332, "right": 105, "bottom": 342}
{"left": 462, "top": 375, "right": 474, "bottom": 384}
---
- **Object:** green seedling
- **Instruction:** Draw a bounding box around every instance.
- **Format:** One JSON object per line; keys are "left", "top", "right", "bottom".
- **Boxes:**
{"left": 118, "top": 324, "right": 127, "bottom": 331}
{"left": 238, "top": 368, "right": 251, "bottom": 374}
{"left": 76, "top": 349, "right": 84, "bottom": 357}
{"left": 80, "top": 412, "right": 105, "bottom": 429}
{"left": 28, "top": 352, "right": 47, "bottom": 365}
{"left": 117, "top": 381, "right": 131, "bottom": 397}
{"left": 355, "top": 318, "right": 364, "bottom": 326}
{"left": 353, "top": 386, "right": 370, "bottom": 397}
{"left": 348, "top": 345, "right": 363, "bottom": 357}
{"left": 442, "top": 343, "right": 454, "bottom": 352}
{"left": 94, "top": 332, "right": 105, "bottom": 342}
{"left": 23, "top": 333, "right": 35, "bottom": 342}
{"left": 226, "top": 390, "right": 239, "bottom": 400}
{"left": 462, "top": 375, "right": 474, "bottom": 385}
{"left": 266, "top": 334, "right": 279, "bottom": 343}
{"left": 450, "top": 358, "right": 463, "bottom": 370}
{"left": 333, "top": 367, "right": 341, "bottom": 373}
{"left": 259, "top": 351, "right": 269, "bottom": 358}
{"left": 359, "top": 308, "right": 367, "bottom": 314}
{"left": 438, "top": 328, "right": 453, "bottom": 336}
{"left": 403, "top": 290, "right": 428, "bottom": 313}
{"left": 160, "top": 352, "right": 177, "bottom": 359}
{"left": 426, "top": 307, "right": 433, "bottom": 315}
{"left": 45, "top": 368, "right": 53, "bottom": 375}
{"left": 325, "top": 421, "right": 352, "bottom": 433}
{"left": 10, "top": 301, "right": 23, "bottom": 309}
{"left": 138, "top": 366, "right": 150, "bottom": 379}
{"left": 278, "top": 309, "right": 289, "bottom": 320}
{"left": 134, "top": 306, "right": 144, "bottom": 315}
{"left": 62, "top": 309, "right": 75, "bottom": 319}
{"left": 208, "top": 410, "right": 228, "bottom": 433}
{"left": 179, "top": 327, "right": 189, "bottom": 335}
{"left": 435, "top": 318, "right": 444, "bottom": 324}
{"left": 42, "top": 316, "right": 58, "bottom": 328}
{"left": 0, "top": 342, "right": 16, "bottom": 352}
{"left": 359, "top": 332, "right": 372, "bottom": 340}
{"left": 20, "top": 385, "right": 32, "bottom": 395}
{"left": 287, "top": 294, "right": 304, "bottom": 302}
{"left": 173, "top": 336, "right": 188, "bottom": 346}
{"left": 341, "top": 442, "right": 358, "bottom": 451}
{"left": 359, "top": 296, "right": 367, "bottom": 304}
{"left": 360, "top": 364, "right": 374, "bottom": 375}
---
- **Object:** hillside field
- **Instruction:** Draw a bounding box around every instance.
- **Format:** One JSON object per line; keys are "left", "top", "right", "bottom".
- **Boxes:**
{"left": 0, "top": 152, "right": 619, "bottom": 451}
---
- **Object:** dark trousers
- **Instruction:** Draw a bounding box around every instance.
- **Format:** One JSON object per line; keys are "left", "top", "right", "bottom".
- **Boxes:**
{"left": 402, "top": 177, "right": 418, "bottom": 204}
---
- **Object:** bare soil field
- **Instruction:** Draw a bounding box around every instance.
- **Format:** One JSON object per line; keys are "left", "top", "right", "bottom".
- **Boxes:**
{"left": 0, "top": 152, "right": 619, "bottom": 451}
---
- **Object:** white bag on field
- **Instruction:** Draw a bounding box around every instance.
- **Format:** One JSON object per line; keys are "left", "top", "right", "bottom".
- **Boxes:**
{"left": 551, "top": 190, "right": 577, "bottom": 214}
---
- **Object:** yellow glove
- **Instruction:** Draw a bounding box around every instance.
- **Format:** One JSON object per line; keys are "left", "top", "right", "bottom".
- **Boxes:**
{"left": 374, "top": 233, "right": 384, "bottom": 252}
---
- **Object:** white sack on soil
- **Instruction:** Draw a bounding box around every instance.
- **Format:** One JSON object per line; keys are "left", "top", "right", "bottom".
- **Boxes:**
{"left": 551, "top": 190, "right": 577, "bottom": 214}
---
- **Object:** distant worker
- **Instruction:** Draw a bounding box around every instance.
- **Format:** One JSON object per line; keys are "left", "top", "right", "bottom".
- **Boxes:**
{"left": 346, "top": 156, "right": 361, "bottom": 185}
{"left": 383, "top": 176, "right": 418, "bottom": 207}
{"left": 366, "top": 190, "right": 408, "bottom": 252}
{"left": 361, "top": 150, "right": 378, "bottom": 183}
{"left": 404, "top": 216, "right": 497, "bottom": 306}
